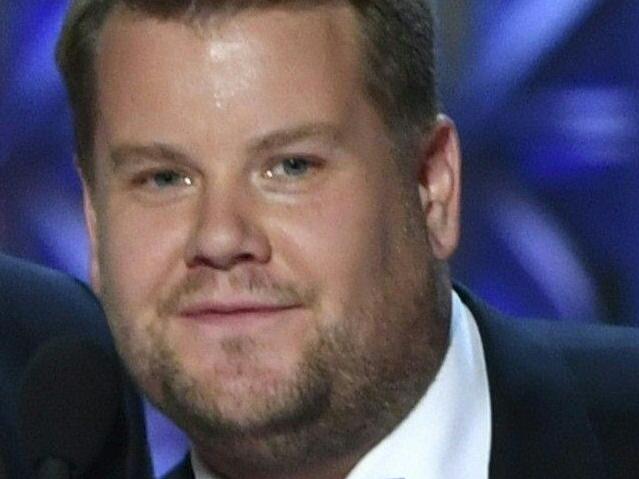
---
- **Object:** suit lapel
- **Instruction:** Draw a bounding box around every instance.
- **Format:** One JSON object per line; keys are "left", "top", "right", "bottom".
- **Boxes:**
{"left": 456, "top": 286, "right": 606, "bottom": 479}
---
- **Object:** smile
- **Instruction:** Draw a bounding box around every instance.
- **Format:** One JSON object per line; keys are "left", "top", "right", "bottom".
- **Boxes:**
{"left": 177, "top": 301, "right": 302, "bottom": 327}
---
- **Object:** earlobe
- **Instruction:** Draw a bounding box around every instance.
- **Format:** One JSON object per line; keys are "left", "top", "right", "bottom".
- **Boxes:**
{"left": 418, "top": 114, "right": 462, "bottom": 260}
{"left": 82, "top": 181, "right": 102, "bottom": 293}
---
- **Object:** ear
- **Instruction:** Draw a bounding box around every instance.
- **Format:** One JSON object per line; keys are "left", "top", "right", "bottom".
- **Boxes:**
{"left": 417, "top": 114, "right": 461, "bottom": 260}
{"left": 81, "top": 178, "right": 102, "bottom": 293}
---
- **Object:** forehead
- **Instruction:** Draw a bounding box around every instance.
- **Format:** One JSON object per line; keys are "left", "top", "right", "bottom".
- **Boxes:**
{"left": 94, "top": 4, "right": 366, "bottom": 146}
{"left": 98, "top": 2, "right": 362, "bottom": 57}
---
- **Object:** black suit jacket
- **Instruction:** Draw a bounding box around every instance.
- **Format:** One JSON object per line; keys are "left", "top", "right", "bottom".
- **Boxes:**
{"left": 163, "top": 286, "right": 639, "bottom": 479}
{"left": 0, "top": 254, "right": 152, "bottom": 479}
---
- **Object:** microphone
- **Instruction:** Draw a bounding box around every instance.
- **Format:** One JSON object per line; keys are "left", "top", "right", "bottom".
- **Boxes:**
{"left": 18, "top": 336, "right": 123, "bottom": 479}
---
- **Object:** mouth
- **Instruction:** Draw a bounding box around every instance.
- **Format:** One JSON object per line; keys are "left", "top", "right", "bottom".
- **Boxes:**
{"left": 177, "top": 300, "right": 302, "bottom": 327}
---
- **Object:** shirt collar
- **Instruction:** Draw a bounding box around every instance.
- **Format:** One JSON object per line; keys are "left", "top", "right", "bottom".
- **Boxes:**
{"left": 192, "top": 291, "right": 492, "bottom": 479}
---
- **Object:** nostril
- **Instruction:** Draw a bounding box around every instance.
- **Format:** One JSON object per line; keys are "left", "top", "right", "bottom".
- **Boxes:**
{"left": 236, "top": 253, "right": 255, "bottom": 262}
{"left": 185, "top": 251, "right": 258, "bottom": 271}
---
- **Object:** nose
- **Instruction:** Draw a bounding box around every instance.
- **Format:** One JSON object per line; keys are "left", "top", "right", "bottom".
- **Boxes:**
{"left": 184, "top": 186, "right": 271, "bottom": 270}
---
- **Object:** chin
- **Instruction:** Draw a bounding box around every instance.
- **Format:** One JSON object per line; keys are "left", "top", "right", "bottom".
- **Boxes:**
{"left": 153, "top": 347, "right": 331, "bottom": 439}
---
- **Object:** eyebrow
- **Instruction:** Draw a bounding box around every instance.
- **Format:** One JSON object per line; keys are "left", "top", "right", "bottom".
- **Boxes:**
{"left": 109, "top": 143, "right": 192, "bottom": 170}
{"left": 246, "top": 123, "right": 342, "bottom": 155}
{"left": 107, "top": 122, "right": 343, "bottom": 169}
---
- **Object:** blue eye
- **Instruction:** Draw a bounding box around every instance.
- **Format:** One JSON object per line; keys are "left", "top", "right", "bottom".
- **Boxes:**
{"left": 280, "top": 158, "right": 310, "bottom": 176}
{"left": 266, "top": 157, "right": 315, "bottom": 180}
{"left": 146, "top": 170, "right": 192, "bottom": 188}
{"left": 153, "top": 171, "right": 177, "bottom": 186}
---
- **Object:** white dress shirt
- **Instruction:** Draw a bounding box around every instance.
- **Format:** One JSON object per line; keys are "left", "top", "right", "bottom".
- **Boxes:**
{"left": 192, "top": 291, "right": 492, "bottom": 479}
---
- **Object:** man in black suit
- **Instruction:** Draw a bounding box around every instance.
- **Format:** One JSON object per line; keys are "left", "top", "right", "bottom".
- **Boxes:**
{"left": 54, "top": 1, "right": 639, "bottom": 478}
{"left": 0, "top": 254, "right": 151, "bottom": 478}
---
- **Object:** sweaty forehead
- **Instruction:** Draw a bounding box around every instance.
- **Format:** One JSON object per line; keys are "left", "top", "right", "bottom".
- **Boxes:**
{"left": 92, "top": 3, "right": 379, "bottom": 161}
{"left": 96, "top": 3, "right": 362, "bottom": 70}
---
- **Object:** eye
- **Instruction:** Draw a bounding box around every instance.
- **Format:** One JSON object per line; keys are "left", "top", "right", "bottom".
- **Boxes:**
{"left": 134, "top": 169, "right": 194, "bottom": 189}
{"left": 264, "top": 157, "right": 315, "bottom": 180}
{"left": 153, "top": 171, "right": 192, "bottom": 188}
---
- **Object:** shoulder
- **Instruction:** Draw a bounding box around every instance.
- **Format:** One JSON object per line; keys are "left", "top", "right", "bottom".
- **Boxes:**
{"left": 457, "top": 283, "right": 639, "bottom": 390}
{"left": 475, "top": 297, "right": 639, "bottom": 404}
{"left": 457, "top": 285, "right": 639, "bottom": 478}
{"left": 518, "top": 318, "right": 639, "bottom": 386}
{"left": 523, "top": 319, "right": 639, "bottom": 476}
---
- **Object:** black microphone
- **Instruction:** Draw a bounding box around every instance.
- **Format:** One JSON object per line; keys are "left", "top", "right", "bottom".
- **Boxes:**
{"left": 18, "top": 336, "right": 122, "bottom": 479}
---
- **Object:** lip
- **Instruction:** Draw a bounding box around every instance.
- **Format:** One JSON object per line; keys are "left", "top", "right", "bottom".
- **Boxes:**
{"left": 177, "top": 300, "right": 302, "bottom": 326}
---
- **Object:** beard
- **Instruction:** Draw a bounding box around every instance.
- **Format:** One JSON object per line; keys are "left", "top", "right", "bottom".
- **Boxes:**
{"left": 101, "top": 210, "right": 451, "bottom": 477}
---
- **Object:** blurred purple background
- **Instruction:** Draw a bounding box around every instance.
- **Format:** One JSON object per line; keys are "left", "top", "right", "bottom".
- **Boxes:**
{"left": 1, "top": 0, "right": 638, "bottom": 476}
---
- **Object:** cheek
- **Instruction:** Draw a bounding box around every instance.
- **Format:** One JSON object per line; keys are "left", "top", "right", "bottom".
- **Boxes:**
{"left": 271, "top": 183, "right": 391, "bottom": 320}
{"left": 98, "top": 201, "right": 192, "bottom": 317}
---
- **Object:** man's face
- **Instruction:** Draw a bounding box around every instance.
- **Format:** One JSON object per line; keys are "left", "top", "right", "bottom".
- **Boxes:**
{"left": 87, "top": 3, "right": 460, "bottom": 466}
